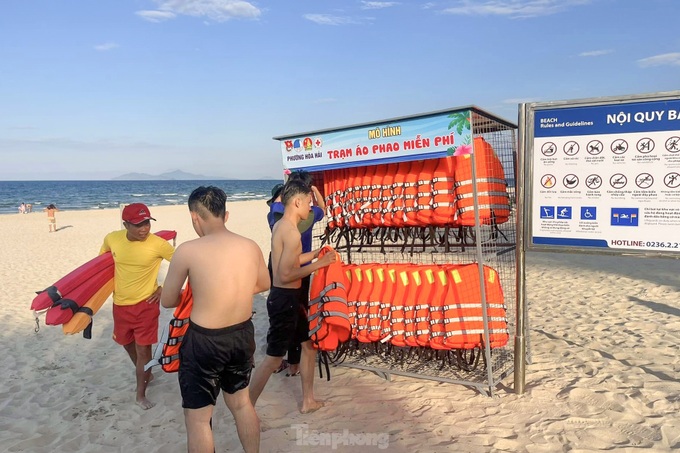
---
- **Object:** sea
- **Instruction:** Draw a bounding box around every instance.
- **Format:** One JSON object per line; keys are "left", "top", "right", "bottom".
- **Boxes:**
{"left": 0, "top": 180, "right": 280, "bottom": 215}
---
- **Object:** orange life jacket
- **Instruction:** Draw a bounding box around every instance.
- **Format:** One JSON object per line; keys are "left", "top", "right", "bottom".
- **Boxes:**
{"left": 364, "top": 164, "right": 385, "bottom": 228}
{"left": 403, "top": 160, "right": 424, "bottom": 226}
{"left": 354, "top": 266, "right": 375, "bottom": 343}
{"left": 344, "top": 264, "right": 363, "bottom": 340}
{"left": 453, "top": 137, "right": 510, "bottom": 226}
{"left": 365, "top": 265, "right": 387, "bottom": 342}
{"left": 145, "top": 282, "right": 194, "bottom": 373}
{"left": 390, "top": 161, "right": 411, "bottom": 228}
{"left": 431, "top": 156, "right": 457, "bottom": 226}
{"left": 308, "top": 247, "right": 351, "bottom": 351}
{"left": 388, "top": 265, "right": 409, "bottom": 347}
{"left": 347, "top": 166, "right": 365, "bottom": 228}
{"left": 324, "top": 169, "right": 338, "bottom": 229}
{"left": 379, "top": 163, "right": 397, "bottom": 226}
{"left": 415, "top": 158, "right": 439, "bottom": 225}
{"left": 428, "top": 266, "right": 450, "bottom": 350}
{"left": 403, "top": 266, "right": 423, "bottom": 347}
{"left": 442, "top": 263, "right": 509, "bottom": 349}
{"left": 414, "top": 267, "right": 436, "bottom": 347}
{"left": 378, "top": 266, "right": 397, "bottom": 341}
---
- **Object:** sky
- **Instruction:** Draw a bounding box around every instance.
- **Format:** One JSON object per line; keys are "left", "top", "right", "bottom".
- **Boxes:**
{"left": 1, "top": 0, "right": 678, "bottom": 180}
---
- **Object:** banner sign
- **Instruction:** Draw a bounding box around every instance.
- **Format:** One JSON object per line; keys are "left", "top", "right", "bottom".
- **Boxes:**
{"left": 275, "top": 110, "right": 473, "bottom": 172}
{"left": 527, "top": 94, "right": 680, "bottom": 254}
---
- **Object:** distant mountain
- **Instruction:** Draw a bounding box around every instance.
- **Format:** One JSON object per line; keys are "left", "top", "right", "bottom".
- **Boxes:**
{"left": 112, "top": 170, "right": 226, "bottom": 181}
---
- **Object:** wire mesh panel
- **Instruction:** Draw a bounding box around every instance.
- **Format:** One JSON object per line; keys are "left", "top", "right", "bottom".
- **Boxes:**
{"left": 308, "top": 108, "right": 519, "bottom": 395}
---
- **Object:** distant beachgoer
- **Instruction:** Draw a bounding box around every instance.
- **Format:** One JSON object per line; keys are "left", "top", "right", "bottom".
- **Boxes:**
{"left": 161, "top": 186, "right": 269, "bottom": 452}
{"left": 45, "top": 204, "right": 58, "bottom": 232}
{"left": 26, "top": 203, "right": 33, "bottom": 213}
{"left": 19, "top": 203, "right": 25, "bottom": 214}
{"left": 100, "top": 203, "right": 175, "bottom": 410}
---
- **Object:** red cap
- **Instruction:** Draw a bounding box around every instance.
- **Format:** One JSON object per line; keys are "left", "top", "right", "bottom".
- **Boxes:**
{"left": 122, "top": 203, "right": 156, "bottom": 224}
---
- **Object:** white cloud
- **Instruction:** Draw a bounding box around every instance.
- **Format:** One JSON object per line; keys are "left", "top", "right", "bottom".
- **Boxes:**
{"left": 440, "top": 0, "right": 591, "bottom": 19}
{"left": 422, "top": 3, "right": 436, "bottom": 9}
{"left": 578, "top": 49, "right": 613, "bottom": 57}
{"left": 136, "top": 10, "right": 176, "bottom": 22}
{"left": 360, "top": 1, "right": 398, "bottom": 9}
{"left": 637, "top": 52, "right": 680, "bottom": 68}
{"left": 94, "top": 42, "right": 119, "bottom": 51}
{"left": 137, "top": 0, "right": 261, "bottom": 23}
{"left": 303, "top": 14, "right": 362, "bottom": 25}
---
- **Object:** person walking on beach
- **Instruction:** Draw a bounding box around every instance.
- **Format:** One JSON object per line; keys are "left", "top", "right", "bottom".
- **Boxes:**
{"left": 161, "top": 186, "right": 269, "bottom": 453}
{"left": 99, "top": 203, "right": 174, "bottom": 410}
{"left": 266, "top": 171, "right": 326, "bottom": 377}
{"left": 45, "top": 204, "right": 58, "bottom": 233}
{"left": 250, "top": 179, "right": 336, "bottom": 414}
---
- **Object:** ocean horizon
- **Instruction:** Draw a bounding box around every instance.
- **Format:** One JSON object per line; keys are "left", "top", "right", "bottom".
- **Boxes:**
{"left": 0, "top": 179, "right": 281, "bottom": 215}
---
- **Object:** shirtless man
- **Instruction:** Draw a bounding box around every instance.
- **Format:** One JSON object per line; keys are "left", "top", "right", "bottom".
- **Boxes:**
{"left": 249, "top": 179, "right": 336, "bottom": 414}
{"left": 161, "top": 186, "right": 269, "bottom": 453}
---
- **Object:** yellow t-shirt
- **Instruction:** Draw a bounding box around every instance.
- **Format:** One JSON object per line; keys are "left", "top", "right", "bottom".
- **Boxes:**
{"left": 99, "top": 230, "right": 175, "bottom": 306}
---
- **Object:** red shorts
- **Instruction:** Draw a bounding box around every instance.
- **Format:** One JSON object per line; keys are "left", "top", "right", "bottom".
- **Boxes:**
{"left": 112, "top": 301, "right": 160, "bottom": 346}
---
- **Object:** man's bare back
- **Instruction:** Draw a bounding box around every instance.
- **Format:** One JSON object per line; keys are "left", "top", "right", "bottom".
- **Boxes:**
{"left": 180, "top": 230, "right": 268, "bottom": 328}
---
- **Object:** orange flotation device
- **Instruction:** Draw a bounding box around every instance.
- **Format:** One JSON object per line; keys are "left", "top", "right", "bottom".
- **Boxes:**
{"left": 308, "top": 247, "right": 351, "bottom": 351}
{"left": 145, "top": 282, "right": 193, "bottom": 373}
{"left": 388, "top": 265, "right": 409, "bottom": 347}
{"left": 403, "top": 160, "right": 423, "bottom": 226}
{"left": 414, "top": 267, "right": 436, "bottom": 347}
{"left": 428, "top": 267, "right": 450, "bottom": 350}
{"left": 378, "top": 266, "right": 397, "bottom": 341}
{"left": 354, "top": 266, "right": 374, "bottom": 343}
{"left": 365, "top": 265, "right": 387, "bottom": 342}
{"left": 442, "top": 263, "right": 509, "bottom": 349}
{"left": 453, "top": 137, "right": 510, "bottom": 226}
{"left": 403, "top": 266, "right": 423, "bottom": 347}
{"left": 415, "top": 158, "right": 439, "bottom": 225}
{"left": 390, "top": 161, "right": 411, "bottom": 228}
{"left": 344, "top": 264, "right": 363, "bottom": 340}
{"left": 431, "top": 156, "right": 457, "bottom": 226}
{"left": 378, "top": 163, "right": 397, "bottom": 226}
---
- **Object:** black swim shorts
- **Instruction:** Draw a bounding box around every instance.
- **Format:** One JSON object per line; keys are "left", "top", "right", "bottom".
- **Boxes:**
{"left": 179, "top": 319, "right": 255, "bottom": 409}
{"left": 266, "top": 286, "right": 309, "bottom": 357}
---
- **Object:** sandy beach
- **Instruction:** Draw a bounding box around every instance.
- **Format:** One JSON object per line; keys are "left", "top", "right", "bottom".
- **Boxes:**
{"left": 1, "top": 202, "right": 679, "bottom": 452}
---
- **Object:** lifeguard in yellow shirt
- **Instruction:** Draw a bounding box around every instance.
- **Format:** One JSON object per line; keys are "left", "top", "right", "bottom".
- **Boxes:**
{"left": 100, "top": 203, "right": 174, "bottom": 410}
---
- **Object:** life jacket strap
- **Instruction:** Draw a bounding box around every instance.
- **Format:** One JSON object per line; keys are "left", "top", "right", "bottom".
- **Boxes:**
{"left": 171, "top": 318, "right": 190, "bottom": 328}
{"left": 454, "top": 177, "right": 507, "bottom": 187}
{"left": 159, "top": 353, "right": 180, "bottom": 365}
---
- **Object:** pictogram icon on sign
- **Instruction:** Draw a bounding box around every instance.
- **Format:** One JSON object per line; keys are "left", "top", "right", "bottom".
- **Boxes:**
{"left": 541, "top": 142, "right": 557, "bottom": 156}
{"left": 541, "top": 174, "right": 556, "bottom": 189}
{"left": 636, "top": 138, "right": 654, "bottom": 154}
{"left": 665, "top": 136, "right": 680, "bottom": 153}
{"left": 556, "top": 206, "right": 572, "bottom": 219}
{"left": 611, "top": 139, "right": 628, "bottom": 155}
{"left": 563, "top": 174, "right": 579, "bottom": 189}
{"left": 540, "top": 206, "right": 555, "bottom": 219}
{"left": 580, "top": 206, "right": 597, "bottom": 220}
{"left": 563, "top": 141, "right": 579, "bottom": 156}
{"left": 611, "top": 208, "right": 639, "bottom": 227}
{"left": 587, "top": 140, "right": 603, "bottom": 155}
{"left": 585, "top": 174, "right": 602, "bottom": 189}
{"left": 635, "top": 173, "right": 653, "bottom": 189}
{"left": 610, "top": 173, "right": 627, "bottom": 189}
{"left": 664, "top": 172, "right": 680, "bottom": 188}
